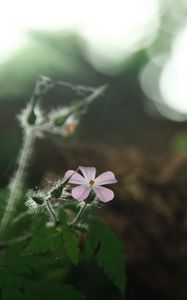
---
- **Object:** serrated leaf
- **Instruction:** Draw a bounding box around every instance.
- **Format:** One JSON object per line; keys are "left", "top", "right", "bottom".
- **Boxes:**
{"left": 22, "top": 228, "right": 62, "bottom": 256}
{"left": 85, "top": 218, "right": 126, "bottom": 292}
{"left": 62, "top": 226, "right": 79, "bottom": 265}
{"left": 0, "top": 245, "right": 82, "bottom": 300}
{"left": 85, "top": 225, "right": 99, "bottom": 258}
{"left": 22, "top": 215, "right": 58, "bottom": 255}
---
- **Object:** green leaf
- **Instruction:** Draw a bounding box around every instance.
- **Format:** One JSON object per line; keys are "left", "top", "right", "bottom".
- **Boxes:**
{"left": 22, "top": 210, "right": 80, "bottom": 265}
{"left": 61, "top": 284, "right": 85, "bottom": 300}
{"left": 23, "top": 290, "right": 41, "bottom": 300}
{"left": 171, "top": 132, "right": 187, "bottom": 152}
{"left": 58, "top": 208, "right": 69, "bottom": 224}
{"left": 62, "top": 225, "right": 79, "bottom": 265}
{"left": 85, "top": 218, "right": 126, "bottom": 292}
{"left": 22, "top": 228, "right": 62, "bottom": 255}
{"left": 1, "top": 287, "right": 23, "bottom": 300}
{"left": 0, "top": 242, "right": 83, "bottom": 300}
{"left": 0, "top": 256, "right": 26, "bottom": 300}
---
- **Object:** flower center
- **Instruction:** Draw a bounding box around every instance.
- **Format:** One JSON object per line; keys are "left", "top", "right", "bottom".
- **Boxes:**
{"left": 89, "top": 179, "right": 95, "bottom": 186}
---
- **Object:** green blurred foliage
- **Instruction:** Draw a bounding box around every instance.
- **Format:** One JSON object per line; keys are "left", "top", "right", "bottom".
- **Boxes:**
{"left": 0, "top": 32, "right": 90, "bottom": 100}
{"left": 171, "top": 132, "right": 187, "bottom": 153}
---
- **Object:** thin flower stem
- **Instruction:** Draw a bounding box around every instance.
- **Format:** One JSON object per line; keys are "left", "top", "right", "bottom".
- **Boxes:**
{"left": 70, "top": 202, "right": 87, "bottom": 226}
{"left": 45, "top": 198, "right": 59, "bottom": 226}
{"left": 0, "top": 129, "right": 35, "bottom": 235}
{"left": 84, "top": 84, "right": 108, "bottom": 103}
{"left": 55, "top": 80, "right": 96, "bottom": 94}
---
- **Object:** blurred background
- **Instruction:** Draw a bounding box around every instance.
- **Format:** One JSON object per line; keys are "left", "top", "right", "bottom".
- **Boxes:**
{"left": 1, "top": 0, "right": 187, "bottom": 299}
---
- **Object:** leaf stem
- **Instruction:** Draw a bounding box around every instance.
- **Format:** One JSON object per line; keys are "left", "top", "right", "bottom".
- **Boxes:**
{"left": 0, "top": 233, "right": 31, "bottom": 249}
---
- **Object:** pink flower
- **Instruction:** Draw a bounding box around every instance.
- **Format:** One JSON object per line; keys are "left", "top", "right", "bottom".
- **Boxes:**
{"left": 64, "top": 166, "right": 117, "bottom": 203}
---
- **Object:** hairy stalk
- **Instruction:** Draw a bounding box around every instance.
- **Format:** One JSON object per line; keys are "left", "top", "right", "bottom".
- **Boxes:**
{"left": 0, "top": 129, "right": 35, "bottom": 235}
{"left": 70, "top": 202, "right": 87, "bottom": 226}
{"left": 45, "top": 198, "right": 59, "bottom": 225}
{"left": 0, "top": 76, "right": 53, "bottom": 236}
{"left": 55, "top": 79, "right": 96, "bottom": 94}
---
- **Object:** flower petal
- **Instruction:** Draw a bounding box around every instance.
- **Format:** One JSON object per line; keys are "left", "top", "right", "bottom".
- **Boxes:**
{"left": 93, "top": 186, "right": 114, "bottom": 202}
{"left": 64, "top": 170, "right": 86, "bottom": 185}
{"left": 72, "top": 185, "right": 91, "bottom": 201}
{"left": 95, "top": 171, "right": 117, "bottom": 185}
{"left": 79, "top": 166, "right": 96, "bottom": 180}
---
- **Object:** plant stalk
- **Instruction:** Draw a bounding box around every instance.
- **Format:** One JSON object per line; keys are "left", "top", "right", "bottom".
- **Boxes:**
{"left": 45, "top": 198, "right": 59, "bottom": 226}
{"left": 0, "top": 128, "right": 35, "bottom": 235}
{"left": 70, "top": 202, "right": 87, "bottom": 226}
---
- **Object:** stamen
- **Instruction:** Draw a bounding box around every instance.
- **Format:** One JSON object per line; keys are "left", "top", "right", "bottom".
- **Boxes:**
{"left": 89, "top": 179, "right": 95, "bottom": 186}
{"left": 65, "top": 123, "right": 77, "bottom": 135}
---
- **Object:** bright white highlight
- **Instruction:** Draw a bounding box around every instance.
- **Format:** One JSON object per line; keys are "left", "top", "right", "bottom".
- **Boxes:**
{"left": 80, "top": 0, "right": 160, "bottom": 73}
{"left": 0, "top": 0, "right": 159, "bottom": 69}
{"left": 160, "top": 26, "right": 187, "bottom": 114}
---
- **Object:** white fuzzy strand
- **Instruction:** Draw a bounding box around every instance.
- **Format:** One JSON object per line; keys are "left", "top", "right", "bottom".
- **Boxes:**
{"left": 0, "top": 128, "right": 35, "bottom": 235}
